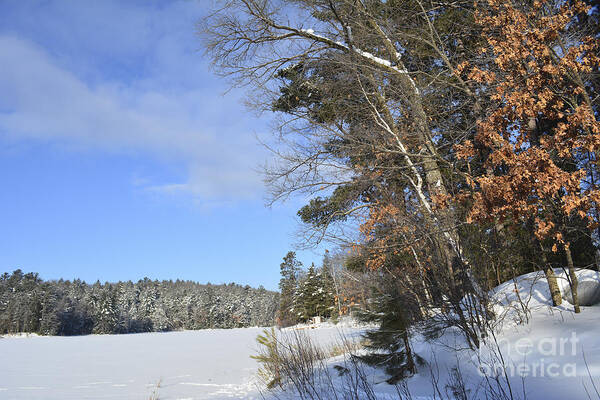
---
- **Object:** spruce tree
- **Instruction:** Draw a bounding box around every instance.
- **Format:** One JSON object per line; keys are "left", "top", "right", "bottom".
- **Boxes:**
{"left": 293, "top": 263, "right": 336, "bottom": 322}
{"left": 317, "top": 263, "right": 336, "bottom": 319}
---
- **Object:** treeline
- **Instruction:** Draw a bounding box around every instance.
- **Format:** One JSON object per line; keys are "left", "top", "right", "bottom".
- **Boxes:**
{"left": 0, "top": 270, "right": 279, "bottom": 336}
{"left": 203, "top": 0, "right": 600, "bottom": 383}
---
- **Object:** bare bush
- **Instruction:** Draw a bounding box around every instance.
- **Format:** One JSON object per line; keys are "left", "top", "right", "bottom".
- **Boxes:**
{"left": 251, "top": 326, "right": 539, "bottom": 400}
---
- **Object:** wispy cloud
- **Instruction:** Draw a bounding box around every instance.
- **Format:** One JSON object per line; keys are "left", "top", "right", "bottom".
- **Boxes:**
{"left": 0, "top": 0, "right": 268, "bottom": 202}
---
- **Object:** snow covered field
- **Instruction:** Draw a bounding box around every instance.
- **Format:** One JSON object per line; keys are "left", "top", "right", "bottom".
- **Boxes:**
{"left": 1, "top": 271, "right": 599, "bottom": 400}
{"left": 0, "top": 325, "right": 359, "bottom": 400}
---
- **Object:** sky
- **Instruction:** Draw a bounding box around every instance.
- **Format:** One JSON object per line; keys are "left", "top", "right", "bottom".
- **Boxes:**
{"left": 0, "top": 0, "right": 325, "bottom": 290}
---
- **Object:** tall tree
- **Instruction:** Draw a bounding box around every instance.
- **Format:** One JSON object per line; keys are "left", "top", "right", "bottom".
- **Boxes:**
{"left": 277, "top": 251, "right": 302, "bottom": 326}
{"left": 294, "top": 263, "right": 336, "bottom": 321}
{"left": 202, "top": 0, "right": 490, "bottom": 347}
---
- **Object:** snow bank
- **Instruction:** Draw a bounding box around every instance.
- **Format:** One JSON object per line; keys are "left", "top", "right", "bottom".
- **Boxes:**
{"left": 397, "top": 270, "right": 600, "bottom": 399}
{"left": 282, "top": 315, "right": 372, "bottom": 332}
{"left": 562, "top": 269, "right": 600, "bottom": 306}
{"left": 266, "top": 271, "right": 600, "bottom": 400}
{"left": 0, "top": 332, "right": 40, "bottom": 339}
{"left": 492, "top": 268, "right": 600, "bottom": 312}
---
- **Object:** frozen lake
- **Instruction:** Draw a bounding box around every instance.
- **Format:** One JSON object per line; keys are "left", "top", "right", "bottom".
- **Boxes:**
{"left": 1, "top": 328, "right": 265, "bottom": 399}
{"left": 0, "top": 326, "right": 356, "bottom": 399}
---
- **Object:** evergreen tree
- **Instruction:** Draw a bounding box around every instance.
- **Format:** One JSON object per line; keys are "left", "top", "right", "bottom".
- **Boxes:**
{"left": 0, "top": 269, "right": 279, "bottom": 335}
{"left": 294, "top": 263, "right": 336, "bottom": 322}
{"left": 358, "top": 274, "right": 422, "bottom": 384}
{"left": 318, "top": 264, "right": 336, "bottom": 319}
{"left": 91, "top": 285, "right": 119, "bottom": 334}
{"left": 38, "top": 285, "right": 60, "bottom": 335}
{"left": 277, "top": 251, "right": 301, "bottom": 327}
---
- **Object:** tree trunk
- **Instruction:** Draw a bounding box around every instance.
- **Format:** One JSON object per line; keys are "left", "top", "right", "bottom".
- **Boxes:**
{"left": 544, "top": 268, "right": 562, "bottom": 307}
{"left": 402, "top": 327, "right": 417, "bottom": 375}
{"left": 565, "top": 243, "right": 581, "bottom": 313}
{"left": 330, "top": 265, "right": 343, "bottom": 317}
{"left": 405, "top": 274, "right": 426, "bottom": 318}
{"left": 540, "top": 242, "right": 562, "bottom": 306}
{"left": 371, "top": 64, "right": 462, "bottom": 286}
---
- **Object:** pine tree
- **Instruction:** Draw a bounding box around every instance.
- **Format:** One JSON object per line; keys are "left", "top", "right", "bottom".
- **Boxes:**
{"left": 91, "top": 286, "right": 119, "bottom": 334}
{"left": 277, "top": 251, "right": 302, "bottom": 326}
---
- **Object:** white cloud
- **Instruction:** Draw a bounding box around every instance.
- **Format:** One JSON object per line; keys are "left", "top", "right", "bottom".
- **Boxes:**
{"left": 0, "top": 2, "right": 268, "bottom": 202}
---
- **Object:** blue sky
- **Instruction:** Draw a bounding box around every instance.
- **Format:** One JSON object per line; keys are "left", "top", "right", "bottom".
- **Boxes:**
{"left": 0, "top": 0, "right": 324, "bottom": 290}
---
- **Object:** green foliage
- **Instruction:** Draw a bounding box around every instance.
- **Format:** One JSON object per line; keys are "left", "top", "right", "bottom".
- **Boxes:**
{"left": 272, "top": 62, "right": 337, "bottom": 124}
{"left": 357, "top": 276, "right": 422, "bottom": 384}
{"left": 251, "top": 327, "right": 282, "bottom": 389}
{"left": 278, "top": 251, "right": 302, "bottom": 327}
{"left": 297, "top": 184, "right": 368, "bottom": 228}
{"left": 293, "top": 263, "right": 336, "bottom": 321}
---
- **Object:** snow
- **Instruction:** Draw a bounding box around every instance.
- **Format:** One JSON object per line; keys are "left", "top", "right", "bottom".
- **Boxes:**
{"left": 296, "top": 28, "right": 420, "bottom": 95}
{"left": 351, "top": 48, "right": 420, "bottom": 94}
{"left": 282, "top": 316, "right": 371, "bottom": 332}
{"left": 395, "top": 305, "right": 600, "bottom": 400}
{"left": 400, "top": 270, "right": 600, "bottom": 399}
{"left": 0, "top": 332, "right": 39, "bottom": 339}
{"left": 266, "top": 270, "right": 600, "bottom": 400}
{"left": 2, "top": 272, "right": 599, "bottom": 399}
{"left": 491, "top": 268, "right": 600, "bottom": 325}
{"left": 0, "top": 325, "right": 363, "bottom": 399}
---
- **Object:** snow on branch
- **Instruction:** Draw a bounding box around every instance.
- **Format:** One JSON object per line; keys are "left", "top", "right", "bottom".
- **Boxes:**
{"left": 293, "top": 28, "right": 420, "bottom": 96}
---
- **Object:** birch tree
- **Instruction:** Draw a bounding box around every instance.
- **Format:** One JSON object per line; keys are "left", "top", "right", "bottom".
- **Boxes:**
{"left": 202, "top": 0, "right": 493, "bottom": 346}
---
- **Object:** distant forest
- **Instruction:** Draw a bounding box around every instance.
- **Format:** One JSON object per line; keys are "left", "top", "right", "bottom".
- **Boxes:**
{"left": 0, "top": 270, "right": 279, "bottom": 336}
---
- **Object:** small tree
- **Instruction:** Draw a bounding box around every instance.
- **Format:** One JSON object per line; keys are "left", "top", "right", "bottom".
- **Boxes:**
{"left": 358, "top": 271, "right": 421, "bottom": 383}
{"left": 318, "top": 260, "right": 337, "bottom": 319}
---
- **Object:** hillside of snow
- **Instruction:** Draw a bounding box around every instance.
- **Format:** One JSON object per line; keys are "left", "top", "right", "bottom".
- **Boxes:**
{"left": 265, "top": 269, "right": 600, "bottom": 400}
